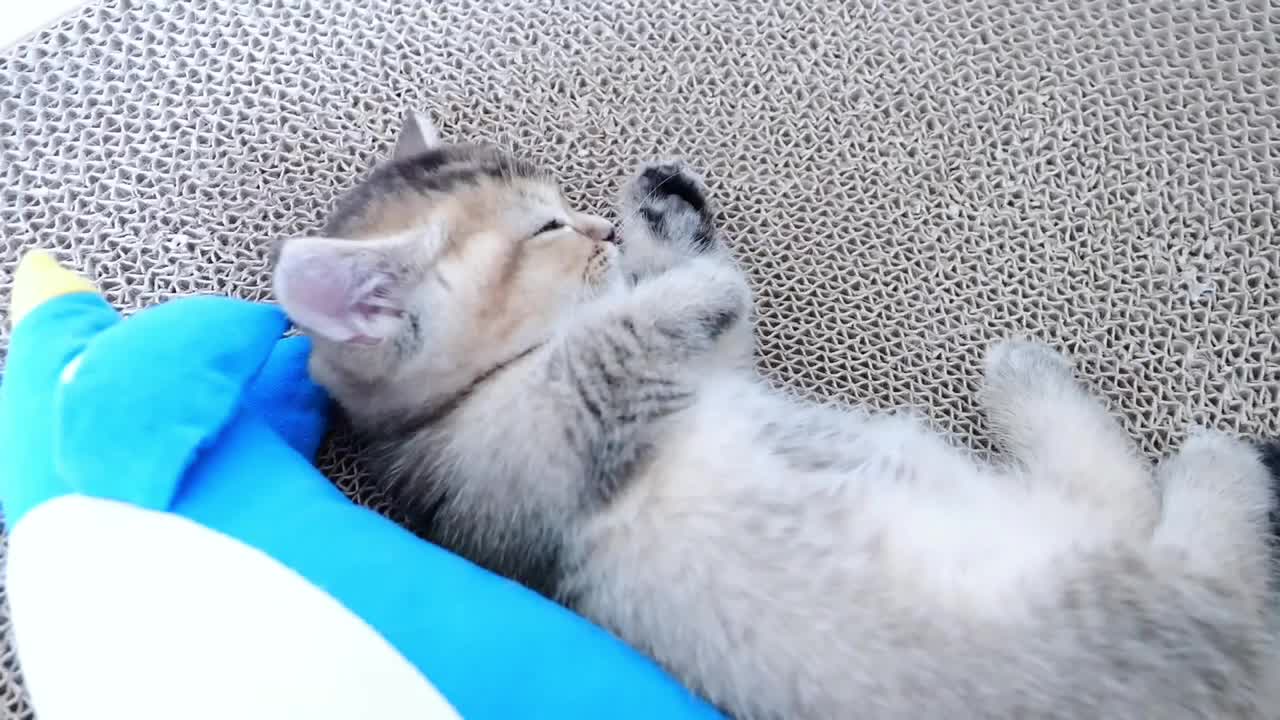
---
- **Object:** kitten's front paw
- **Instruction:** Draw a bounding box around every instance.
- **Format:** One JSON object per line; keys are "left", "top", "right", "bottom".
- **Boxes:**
{"left": 644, "top": 255, "right": 753, "bottom": 357}
{"left": 618, "top": 161, "right": 719, "bottom": 279}
{"left": 624, "top": 162, "right": 717, "bottom": 252}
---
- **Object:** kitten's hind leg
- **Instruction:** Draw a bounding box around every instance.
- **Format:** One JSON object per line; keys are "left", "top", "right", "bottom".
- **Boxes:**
{"left": 618, "top": 161, "right": 721, "bottom": 281}
{"left": 1153, "top": 431, "right": 1275, "bottom": 610}
{"left": 981, "top": 339, "right": 1158, "bottom": 538}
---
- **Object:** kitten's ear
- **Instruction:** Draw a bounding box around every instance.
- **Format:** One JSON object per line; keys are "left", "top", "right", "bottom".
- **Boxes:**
{"left": 391, "top": 109, "right": 442, "bottom": 161}
{"left": 272, "top": 236, "right": 413, "bottom": 344}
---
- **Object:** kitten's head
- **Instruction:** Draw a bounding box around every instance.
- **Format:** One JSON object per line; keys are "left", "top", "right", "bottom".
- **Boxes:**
{"left": 272, "top": 112, "right": 619, "bottom": 423}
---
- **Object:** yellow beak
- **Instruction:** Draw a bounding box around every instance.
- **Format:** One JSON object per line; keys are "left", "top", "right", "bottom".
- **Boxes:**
{"left": 10, "top": 251, "right": 99, "bottom": 329}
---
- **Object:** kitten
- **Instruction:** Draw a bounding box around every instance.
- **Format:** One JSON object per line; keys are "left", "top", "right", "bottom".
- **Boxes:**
{"left": 273, "top": 114, "right": 1280, "bottom": 719}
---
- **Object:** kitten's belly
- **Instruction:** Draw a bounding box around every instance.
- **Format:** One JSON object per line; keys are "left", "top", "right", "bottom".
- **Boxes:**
{"left": 567, "top": 376, "right": 1142, "bottom": 716}
{"left": 577, "top": 374, "right": 1110, "bottom": 626}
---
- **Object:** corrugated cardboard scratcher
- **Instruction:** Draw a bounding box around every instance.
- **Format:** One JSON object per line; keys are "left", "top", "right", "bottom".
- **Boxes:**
{"left": 1, "top": 1, "right": 1278, "bottom": 716}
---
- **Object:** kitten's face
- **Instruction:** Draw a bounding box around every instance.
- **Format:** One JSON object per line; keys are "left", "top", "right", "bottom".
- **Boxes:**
{"left": 273, "top": 116, "right": 618, "bottom": 421}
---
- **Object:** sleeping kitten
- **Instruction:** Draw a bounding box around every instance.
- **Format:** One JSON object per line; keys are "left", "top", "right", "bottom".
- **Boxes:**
{"left": 272, "top": 114, "right": 1280, "bottom": 719}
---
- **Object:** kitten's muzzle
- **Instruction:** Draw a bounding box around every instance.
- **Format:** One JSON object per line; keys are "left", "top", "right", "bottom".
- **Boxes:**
{"left": 575, "top": 214, "right": 617, "bottom": 246}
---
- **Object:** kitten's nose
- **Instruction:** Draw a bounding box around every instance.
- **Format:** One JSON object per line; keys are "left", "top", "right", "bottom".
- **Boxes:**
{"left": 581, "top": 220, "right": 616, "bottom": 244}
{"left": 601, "top": 228, "right": 618, "bottom": 245}
{"left": 574, "top": 213, "right": 617, "bottom": 245}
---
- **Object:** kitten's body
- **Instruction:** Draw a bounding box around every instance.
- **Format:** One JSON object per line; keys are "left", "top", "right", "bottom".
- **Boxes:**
{"left": 274, "top": 117, "right": 1280, "bottom": 719}
{"left": 374, "top": 300, "right": 1277, "bottom": 720}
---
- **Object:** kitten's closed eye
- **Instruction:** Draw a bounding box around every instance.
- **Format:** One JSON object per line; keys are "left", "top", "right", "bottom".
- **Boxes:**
{"left": 535, "top": 219, "right": 566, "bottom": 236}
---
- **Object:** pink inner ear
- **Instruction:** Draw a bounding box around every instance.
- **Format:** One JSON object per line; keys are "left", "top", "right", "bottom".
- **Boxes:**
{"left": 291, "top": 255, "right": 352, "bottom": 319}
{"left": 276, "top": 247, "right": 404, "bottom": 344}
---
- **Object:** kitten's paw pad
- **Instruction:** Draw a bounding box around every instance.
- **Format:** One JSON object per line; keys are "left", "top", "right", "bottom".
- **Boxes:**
{"left": 621, "top": 161, "right": 717, "bottom": 254}
{"left": 631, "top": 162, "right": 710, "bottom": 217}
{"left": 983, "top": 338, "right": 1072, "bottom": 391}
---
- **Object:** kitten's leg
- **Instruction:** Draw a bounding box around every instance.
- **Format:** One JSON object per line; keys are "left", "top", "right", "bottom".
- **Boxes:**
{"left": 551, "top": 253, "right": 749, "bottom": 508}
{"left": 981, "top": 339, "right": 1158, "bottom": 537}
{"left": 617, "top": 161, "right": 753, "bottom": 366}
{"left": 549, "top": 161, "right": 750, "bottom": 514}
{"left": 550, "top": 254, "right": 751, "bottom": 510}
{"left": 617, "top": 161, "right": 721, "bottom": 281}
{"left": 1152, "top": 431, "right": 1275, "bottom": 608}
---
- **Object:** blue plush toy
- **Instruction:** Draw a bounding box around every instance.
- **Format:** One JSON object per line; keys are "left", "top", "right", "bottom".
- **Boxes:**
{"left": 0, "top": 250, "right": 720, "bottom": 719}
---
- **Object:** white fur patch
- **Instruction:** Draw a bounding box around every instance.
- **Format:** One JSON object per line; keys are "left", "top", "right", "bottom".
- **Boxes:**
{"left": 7, "top": 495, "right": 461, "bottom": 720}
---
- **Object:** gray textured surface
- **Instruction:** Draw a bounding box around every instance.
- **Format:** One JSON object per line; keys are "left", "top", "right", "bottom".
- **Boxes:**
{"left": 2, "top": 0, "right": 1279, "bottom": 715}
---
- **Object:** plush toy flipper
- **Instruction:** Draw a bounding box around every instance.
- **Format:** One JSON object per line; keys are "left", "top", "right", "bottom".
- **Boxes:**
{"left": 243, "top": 334, "right": 330, "bottom": 458}
{"left": 55, "top": 296, "right": 292, "bottom": 512}
{"left": 2, "top": 288, "right": 120, "bottom": 525}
